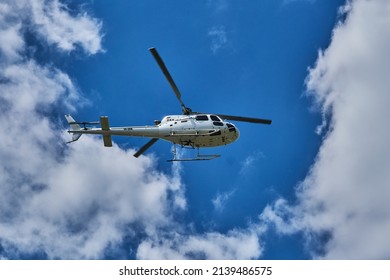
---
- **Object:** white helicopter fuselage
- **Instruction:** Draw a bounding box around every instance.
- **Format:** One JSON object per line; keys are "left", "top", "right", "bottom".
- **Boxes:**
{"left": 158, "top": 114, "right": 239, "bottom": 147}
{"left": 70, "top": 114, "right": 239, "bottom": 148}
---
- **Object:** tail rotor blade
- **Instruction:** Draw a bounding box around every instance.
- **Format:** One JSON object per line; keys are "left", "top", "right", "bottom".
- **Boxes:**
{"left": 134, "top": 138, "right": 159, "bottom": 158}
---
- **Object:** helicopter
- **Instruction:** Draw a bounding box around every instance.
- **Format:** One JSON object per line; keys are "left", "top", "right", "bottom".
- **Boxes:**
{"left": 65, "top": 47, "right": 272, "bottom": 161}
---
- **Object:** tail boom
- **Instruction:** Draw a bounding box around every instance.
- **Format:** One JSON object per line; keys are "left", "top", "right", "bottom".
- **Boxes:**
{"left": 65, "top": 115, "right": 161, "bottom": 145}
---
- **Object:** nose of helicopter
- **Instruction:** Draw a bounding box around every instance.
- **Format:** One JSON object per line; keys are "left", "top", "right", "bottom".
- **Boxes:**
{"left": 233, "top": 125, "right": 240, "bottom": 140}
{"left": 226, "top": 123, "right": 240, "bottom": 141}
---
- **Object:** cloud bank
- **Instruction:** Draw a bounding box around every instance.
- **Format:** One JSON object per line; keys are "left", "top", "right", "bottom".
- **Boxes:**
{"left": 0, "top": 0, "right": 264, "bottom": 259}
{"left": 262, "top": 0, "right": 390, "bottom": 259}
{"left": 0, "top": 0, "right": 172, "bottom": 259}
{"left": 137, "top": 227, "right": 263, "bottom": 260}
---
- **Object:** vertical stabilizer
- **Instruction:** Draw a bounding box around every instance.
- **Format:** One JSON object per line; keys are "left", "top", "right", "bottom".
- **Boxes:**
{"left": 65, "top": 114, "right": 82, "bottom": 143}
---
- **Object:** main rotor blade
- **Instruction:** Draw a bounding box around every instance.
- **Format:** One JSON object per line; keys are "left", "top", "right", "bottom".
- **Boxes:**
{"left": 134, "top": 138, "right": 159, "bottom": 158}
{"left": 149, "top": 47, "right": 190, "bottom": 114}
{"left": 217, "top": 114, "right": 272, "bottom": 124}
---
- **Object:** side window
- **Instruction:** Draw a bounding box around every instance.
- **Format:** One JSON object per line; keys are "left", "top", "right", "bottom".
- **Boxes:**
{"left": 210, "top": 115, "right": 221, "bottom": 121}
{"left": 196, "top": 115, "right": 209, "bottom": 121}
{"left": 213, "top": 121, "right": 224, "bottom": 126}
{"left": 226, "top": 123, "right": 236, "bottom": 132}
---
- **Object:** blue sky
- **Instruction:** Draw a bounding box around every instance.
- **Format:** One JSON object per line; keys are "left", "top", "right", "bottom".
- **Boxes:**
{"left": 1, "top": 0, "right": 390, "bottom": 260}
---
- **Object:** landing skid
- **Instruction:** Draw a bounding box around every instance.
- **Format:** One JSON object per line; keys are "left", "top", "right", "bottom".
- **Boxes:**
{"left": 168, "top": 145, "right": 220, "bottom": 162}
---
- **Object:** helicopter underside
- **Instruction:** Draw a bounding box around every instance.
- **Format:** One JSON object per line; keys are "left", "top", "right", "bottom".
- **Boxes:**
{"left": 68, "top": 124, "right": 239, "bottom": 149}
{"left": 161, "top": 130, "right": 236, "bottom": 148}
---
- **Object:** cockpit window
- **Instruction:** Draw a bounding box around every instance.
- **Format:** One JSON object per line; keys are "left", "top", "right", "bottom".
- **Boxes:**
{"left": 210, "top": 115, "right": 221, "bottom": 121}
{"left": 227, "top": 123, "right": 237, "bottom": 132}
{"left": 196, "top": 115, "right": 209, "bottom": 121}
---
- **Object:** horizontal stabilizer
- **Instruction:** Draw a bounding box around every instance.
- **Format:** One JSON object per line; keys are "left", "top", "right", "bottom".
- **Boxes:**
{"left": 103, "top": 135, "right": 112, "bottom": 147}
{"left": 100, "top": 116, "right": 112, "bottom": 147}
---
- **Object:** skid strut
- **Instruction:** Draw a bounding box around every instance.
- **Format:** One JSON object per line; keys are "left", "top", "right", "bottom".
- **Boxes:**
{"left": 168, "top": 144, "right": 220, "bottom": 162}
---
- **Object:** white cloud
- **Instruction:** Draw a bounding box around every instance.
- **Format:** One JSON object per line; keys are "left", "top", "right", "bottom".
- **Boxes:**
{"left": 0, "top": 135, "right": 186, "bottom": 258}
{"left": 0, "top": 0, "right": 102, "bottom": 56}
{"left": 29, "top": 0, "right": 103, "bottom": 54}
{"left": 208, "top": 25, "right": 228, "bottom": 54}
{"left": 0, "top": 3, "right": 25, "bottom": 63}
{"left": 212, "top": 189, "right": 236, "bottom": 212}
{"left": 137, "top": 228, "right": 264, "bottom": 260}
{"left": 0, "top": 24, "right": 24, "bottom": 62}
{"left": 262, "top": 0, "right": 390, "bottom": 259}
{"left": 239, "top": 151, "right": 265, "bottom": 175}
